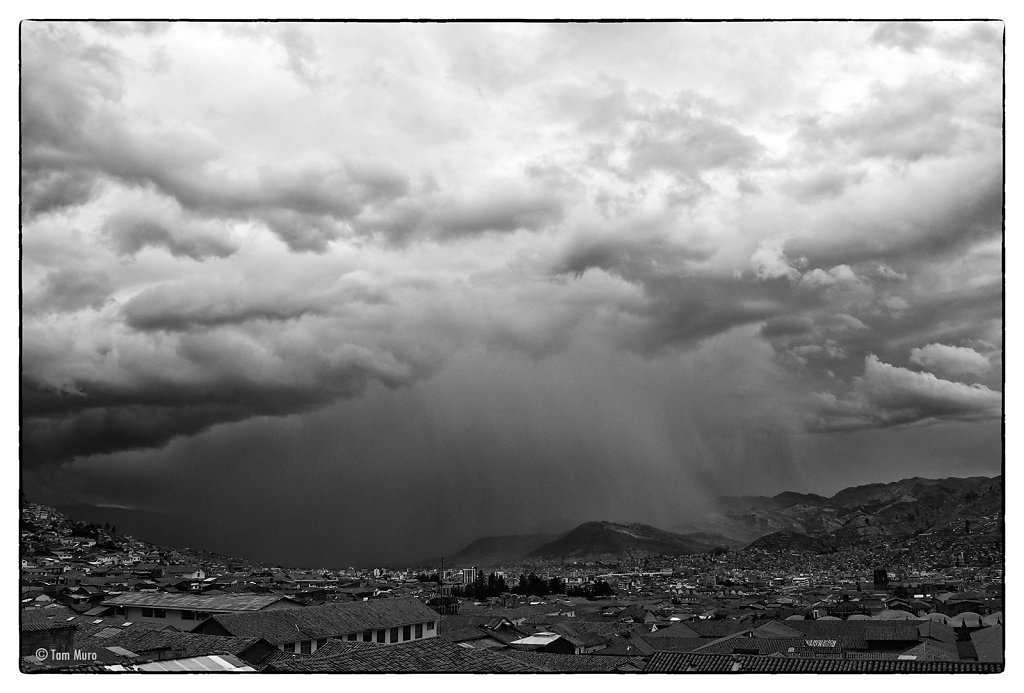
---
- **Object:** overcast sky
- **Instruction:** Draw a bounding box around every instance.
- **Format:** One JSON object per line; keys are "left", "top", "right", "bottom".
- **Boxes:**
{"left": 20, "top": 21, "right": 1002, "bottom": 567}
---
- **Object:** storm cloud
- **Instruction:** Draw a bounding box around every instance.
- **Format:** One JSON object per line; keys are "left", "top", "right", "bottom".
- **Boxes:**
{"left": 20, "top": 21, "right": 1003, "bottom": 566}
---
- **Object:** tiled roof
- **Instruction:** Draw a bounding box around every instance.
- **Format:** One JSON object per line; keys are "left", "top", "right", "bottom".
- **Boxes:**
{"left": 783, "top": 619, "right": 927, "bottom": 640}
{"left": 683, "top": 621, "right": 752, "bottom": 638}
{"left": 200, "top": 597, "right": 438, "bottom": 644}
{"left": 643, "top": 636, "right": 707, "bottom": 653}
{"left": 645, "top": 652, "right": 1004, "bottom": 673}
{"left": 752, "top": 621, "right": 805, "bottom": 638}
{"left": 548, "top": 621, "right": 617, "bottom": 648}
{"left": 592, "top": 636, "right": 655, "bottom": 657}
{"left": 102, "top": 592, "right": 297, "bottom": 611}
{"left": 20, "top": 609, "right": 78, "bottom": 632}
{"left": 265, "top": 637, "right": 546, "bottom": 673}
{"left": 916, "top": 620, "right": 957, "bottom": 644}
{"left": 500, "top": 650, "right": 646, "bottom": 672}
{"left": 19, "top": 618, "right": 76, "bottom": 630}
{"left": 254, "top": 648, "right": 307, "bottom": 670}
{"left": 970, "top": 625, "right": 1003, "bottom": 663}
{"left": 441, "top": 626, "right": 492, "bottom": 643}
{"left": 693, "top": 637, "right": 840, "bottom": 656}
{"left": 77, "top": 628, "right": 269, "bottom": 661}
{"left": 70, "top": 616, "right": 179, "bottom": 642}
{"left": 647, "top": 622, "right": 700, "bottom": 639}
{"left": 900, "top": 640, "right": 960, "bottom": 661}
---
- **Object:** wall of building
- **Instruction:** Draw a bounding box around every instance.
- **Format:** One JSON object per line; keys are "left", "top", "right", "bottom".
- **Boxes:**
{"left": 276, "top": 619, "right": 438, "bottom": 653}
{"left": 20, "top": 627, "right": 75, "bottom": 657}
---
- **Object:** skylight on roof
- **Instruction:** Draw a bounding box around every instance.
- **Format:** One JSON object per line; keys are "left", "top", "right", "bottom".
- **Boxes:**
{"left": 122, "top": 622, "right": 133, "bottom": 626}
{"left": 93, "top": 619, "right": 104, "bottom": 624}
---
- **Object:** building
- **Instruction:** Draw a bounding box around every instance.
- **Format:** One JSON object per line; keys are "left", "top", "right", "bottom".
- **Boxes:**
{"left": 192, "top": 597, "right": 440, "bottom": 655}
{"left": 507, "top": 632, "right": 579, "bottom": 655}
{"left": 20, "top": 610, "right": 76, "bottom": 658}
{"left": 101, "top": 592, "right": 303, "bottom": 627}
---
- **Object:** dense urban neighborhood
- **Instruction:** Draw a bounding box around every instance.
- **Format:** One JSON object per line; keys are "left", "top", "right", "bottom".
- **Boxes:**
{"left": 20, "top": 474, "right": 1004, "bottom": 673}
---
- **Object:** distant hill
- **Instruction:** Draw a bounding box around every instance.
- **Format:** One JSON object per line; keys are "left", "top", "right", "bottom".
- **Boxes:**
{"left": 446, "top": 533, "right": 559, "bottom": 567}
{"left": 689, "top": 474, "right": 1002, "bottom": 546}
{"left": 434, "top": 522, "right": 739, "bottom": 566}
{"left": 528, "top": 521, "right": 734, "bottom": 559}
{"left": 742, "top": 531, "right": 836, "bottom": 554}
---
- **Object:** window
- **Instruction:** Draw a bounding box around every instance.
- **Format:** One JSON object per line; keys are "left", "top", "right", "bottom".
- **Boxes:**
{"left": 153, "top": 609, "right": 166, "bottom": 618}
{"left": 363, "top": 630, "right": 372, "bottom": 642}
{"left": 301, "top": 640, "right": 312, "bottom": 654}
{"left": 182, "top": 610, "right": 195, "bottom": 620}
{"left": 282, "top": 643, "right": 294, "bottom": 652}
{"left": 389, "top": 627, "right": 399, "bottom": 643}
{"left": 376, "top": 629, "right": 386, "bottom": 643}
{"left": 427, "top": 621, "right": 435, "bottom": 631}
{"left": 403, "top": 625, "right": 411, "bottom": 641}
{"left": 348, "top": 633, "right": 357, "bottom": 641}
{"left": 141, "top": 608, "right": 154, "bottom": 618}
{"left": 114, "top": 606, "right": 125, "bottom": 615}
{"left": 415, "top": 623, "right": 423, "bottom": 639}
{"left": 318, "top": 639, "right": 327, "bottom": 648}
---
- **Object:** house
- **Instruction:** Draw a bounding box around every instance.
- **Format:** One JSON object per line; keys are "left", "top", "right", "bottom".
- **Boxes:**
{"left": 937, "top": 592, "right": 988, "bottom": 616}
{"left": 507, "top": 632, "right": 578, "bottom": 655}
{"left": 165, "top": 565, "right": 206, "bottom": 581}
{"left": 264, "top": 637, "right": 545, "bottom": 673}
{"left": 20, "top": 609, "right": 77, "bottom": 657}
{"left": 76, "top": 628, "right": 277, "bottom": 667}
{"left": 192, "top": 597, "right": 440, "bottom": 655}
{"left": 101, "top": 592, "right": 303, "bottom": 627}
{"left": 967, "top": 625, "right": 1002, "bottom": 663}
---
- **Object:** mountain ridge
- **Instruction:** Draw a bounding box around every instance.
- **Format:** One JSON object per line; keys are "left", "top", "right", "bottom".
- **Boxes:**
{"left": 444, "top": 474, "right": 1002, "bottom": 565}
{"left": 693, "top": 474, "right": 1002, "bottom": 545}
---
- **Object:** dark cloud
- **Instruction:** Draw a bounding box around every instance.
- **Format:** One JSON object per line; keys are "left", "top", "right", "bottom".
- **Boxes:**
{"left": 22, "top": 169, "right": 101, "bottom": 218}
{"left": 121, "top": 283, "right": 322, "bottom": 331}
{"left": 21, "top": 342, "right": 438, "bottom": 466}
{"left": 626, "top": 110, "right": 763, "bottom": 178}
{"left": 788, "top": 169, "right": 1001, "bottom": 270}
{"left": 30, "top": 269, "right": 114, "bottom": 314}
{"left": 554, "top": 223, "right": 713, "bottom": 279}
{"left": 104, "top": 209, "right": 239, "bottom": 260}
{"left": 352, "top": 177, "right": 567, "bottom": 244}
{"left": 431, "top": 182, "right": 565, "bottom": 238}
{"left": 807, "top": 354, "right": 1002, "bottom": 432}
{"left": 20, "top": 25, "right": 414, "bottom": 252}
{"left": 783, "top": 166, "right": 868, "bottom": 201}
{"left": 21, "top": 306, "right": 446, "bottom": 465}
{"left": 795, "top": 75, "right": 996, "bottom": 164}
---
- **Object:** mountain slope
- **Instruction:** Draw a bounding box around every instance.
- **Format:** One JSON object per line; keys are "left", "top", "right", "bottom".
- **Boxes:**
{"left": 528, "top": 521, "right": 729, "bottom": 559}
{"left": 692, "top": 475, "right": 1002, "bottom": 545}
{"left": 446, "top": 533, "right": 559, "bottom": 567}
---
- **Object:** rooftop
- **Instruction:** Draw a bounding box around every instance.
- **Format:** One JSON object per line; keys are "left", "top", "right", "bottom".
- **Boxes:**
{"left": 265, "top": 637, "right": 544, "bottom": 673}
{"left": 102, "top": 592, "right": 298, "bottom": 612}
{"left": 645, "top": 651, "right": 1004, "bottom": 673}
{"left": 197, "top": 597, "right": 438, "bottom": 644}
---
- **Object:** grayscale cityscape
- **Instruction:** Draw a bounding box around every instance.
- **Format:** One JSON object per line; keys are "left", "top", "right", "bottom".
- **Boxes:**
{"left": 19, "top": 18, "right": 1004, "bottom": 675}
